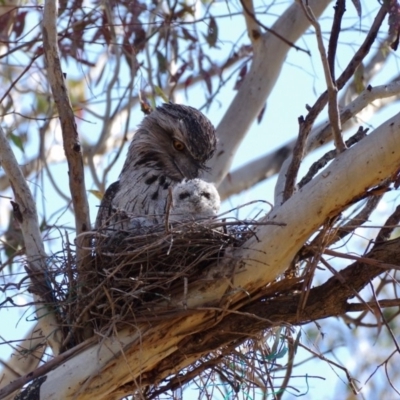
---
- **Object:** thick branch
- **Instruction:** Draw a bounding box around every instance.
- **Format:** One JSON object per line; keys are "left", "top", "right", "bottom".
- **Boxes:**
{"left": 178, "top": 238, "right": 400, "bottom": 357}
{"left": 27, "top": 107, "right": 400, "bottom": 399}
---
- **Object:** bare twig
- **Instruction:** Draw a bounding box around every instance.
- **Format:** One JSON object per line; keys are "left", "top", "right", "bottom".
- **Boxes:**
{"left": 316, "top": 193, "right": 382, "bottom": 249}
{"left": 42, "top": 1, "right": 91, "bottom": 240}
{"left": 240, "top": 0, "right": 309, "bottom": 54}
{"left": 298, "top": 126, "right": 368, "bottom": 188}
{"left": 220, "top": 80, "right": 400, "bottom": 200}
{"left": 346, "top": 299, "right": 400, "bottom": 312}
{"left": 298, "top": 0, "right": 346, "bottom": 153}
{"left": 327, "top": 0, "right": 346, "bottom": 81}
{"left": 276, "top": 2, "right": 386, "bottom": 204}
{"left": 375, "top": 204, "right": 400, "bottom": 243}
{"left": 281, "top": 117, "right": 309, "bottom": 202}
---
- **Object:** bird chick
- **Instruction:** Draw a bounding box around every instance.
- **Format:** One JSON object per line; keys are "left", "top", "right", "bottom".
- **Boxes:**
{"left": 169, "top": 178, "right": 220, "bottom": 223}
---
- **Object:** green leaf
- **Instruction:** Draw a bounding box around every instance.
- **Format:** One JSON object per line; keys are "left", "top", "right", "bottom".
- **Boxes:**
{"left": 88, "top": 190, "right": 103, "bottom": 201}
{"left": 154, "top": 86, "right": 169, "bottom": 103}
{"left": 354, "top": 63, "right": 365, "bottom": 94}
{"left": 156, "top": 50, "right": 168, "bottom": 74}
{"left": 35, "top": 94, "right": 50, "bottom": 115}
{"left": 9, "top": 133, "right": 25, "bottom": 153}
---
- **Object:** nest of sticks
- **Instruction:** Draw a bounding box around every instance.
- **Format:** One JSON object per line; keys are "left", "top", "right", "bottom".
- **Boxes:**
{"left": 48, "top": 218, "right": 257, "bottom": 348}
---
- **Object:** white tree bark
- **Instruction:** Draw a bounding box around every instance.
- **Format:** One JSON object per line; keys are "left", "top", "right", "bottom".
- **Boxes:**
{"left": 207, "top": 0, "right": 332, "bottom": 185}
{"left": 0, "top": 323, "right": 45, "bottom": 400}
{"left": 33, "top": 109, "right": 400, "bottom": 399}
{"left": 0, "top": 126, "right": 62, "bottom": 356}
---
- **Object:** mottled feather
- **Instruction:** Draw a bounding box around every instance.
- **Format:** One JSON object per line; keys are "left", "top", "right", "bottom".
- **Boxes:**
{"left": 95, "top": 103, "right": 217, "bottom": 231}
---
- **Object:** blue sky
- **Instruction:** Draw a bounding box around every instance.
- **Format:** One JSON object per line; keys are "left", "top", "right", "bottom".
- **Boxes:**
{"left": 1, "top": 1, "right": 400, "bottom": 398}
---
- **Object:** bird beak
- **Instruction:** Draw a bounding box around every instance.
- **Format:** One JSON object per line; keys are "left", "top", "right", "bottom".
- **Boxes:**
{"left": 172, "top": 159, "right": 199, "bottom": 179}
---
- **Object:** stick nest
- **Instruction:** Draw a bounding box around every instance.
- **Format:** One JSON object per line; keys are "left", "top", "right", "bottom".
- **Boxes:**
{"left": 50, "top": 220, "right": 256, "bottom": 349}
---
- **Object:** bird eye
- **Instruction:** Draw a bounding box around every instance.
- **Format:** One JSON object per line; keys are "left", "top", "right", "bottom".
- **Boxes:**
{"left": 173, "top": 140, "right": 185, "bottom": 151}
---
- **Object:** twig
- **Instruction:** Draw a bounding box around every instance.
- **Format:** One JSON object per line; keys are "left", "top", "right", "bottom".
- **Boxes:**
{"left": 327, "top": 0, "right": 346, "bottom": 81}
{"left": 276, "top": 330, "right": 296, "bottom": 400}
{"left": 275, "top": 3, "right": 387, "bottom": 205}
{"left": 369, "top": 282, "right": 400, "bottom": 353}
{"left": 336, "top": 195, "right": 385, "bottom": 240}
{"left": 240, "top": 0, "right": 310, "bottom": 54}
{"left": 0, "top": 53, "right": 41, "bottom": 106}
{"left": 322, "top": 249, "right": 400, "bottom": 270}
{"left": 375, "top": 204, "right": 400, "bottom": 243}
{"left": 298, "top": 126, "right": 368, "bottom": 188}
{"left": 297, "top": 342, "right": 359, "bottom": 394}
{"left": 221, "top": 79, "right": 400, "bottom": 200}
{"left": 281, "top": 117, "right": 309, "bottom": 202}
{"left": 42, "top": 0, "right": 91, "bottom": 241}
{"left": 346, "top": 299, "right": 400, "bottom": 312}
{"left": 298, "top": 0, "right": 346, "bottom": 153}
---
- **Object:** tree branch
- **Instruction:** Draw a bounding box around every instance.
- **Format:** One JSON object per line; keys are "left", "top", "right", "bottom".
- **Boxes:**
{"left": 23, "top": 107, "right": 400, "bottom": 399}
{"left": 207, "top": 0, "right": 332, "bottom": 185}
{"left": 42, "top": 0, "right": 91, "bottom": 239}
{"left": 0, "top": 323, "right": 46, "bottom": 400}
{"left": 221, "top": 79, "right": 400, "bottom": 200}
{"left": 0, "top": 125, "right": 61, "bottom": 355}
{"left": 240, "top": 0, "right": 261, "bottom": 44}
{"left": 327, "top": 0, "right": 346, "bottom": 81}
{"left": 298, "top": 0, "right": 346, "bottom": 152}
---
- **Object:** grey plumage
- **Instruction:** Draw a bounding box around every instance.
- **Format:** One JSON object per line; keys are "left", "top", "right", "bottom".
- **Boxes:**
{"left": 95, "top": 103, "right": 217, "bottom": 231}
{"left": 170, "top": 178, "right": 220, "bottom": 223}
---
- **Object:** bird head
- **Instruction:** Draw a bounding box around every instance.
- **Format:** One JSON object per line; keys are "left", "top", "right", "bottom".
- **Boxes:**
{"left": 170, "top": 178, "right": 220, "bottom": 222}
{"left": 121, "top": 103, "right": 217, "bottom": 181}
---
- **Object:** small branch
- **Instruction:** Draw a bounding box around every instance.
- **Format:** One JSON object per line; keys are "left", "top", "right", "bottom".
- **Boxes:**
{"left": 298, "top": 0, "right": 346, "bottom": 153}
{"left": 336, "top": 4, "right": 388, "bottom": 91}
{"left": 346, "top": 299, "right": 400, "bottom": 312}
{"left": 375, "top": 204, "right": 400, "bottom": 243}
{"left": 269, "top": 80, "right": 400, "bottom": 205}
{"left": 275, "top": 0, "right": 385, "bottom": 204}
{"left": 239, "top": 0, "right": 310, "bottom": 54}
{"left": 276, "top": 330, "right": 296, "bottom": 400}
{"left": 327, "top": 0, "right": 346, "bottom": 81}
{"left": 281, "top": 116, "right": 309, "bottom": 203}
{"left": 315, "top": 193, "right": 382, "bottom": 251}
{"left": 0, "top": 125, "right": 61, "bottom": 354}
{"left": 298, "top": 126, "right": 368, "bottom": 188}
{"left": 42, "top": 1, "right": 91, "bottom": 239}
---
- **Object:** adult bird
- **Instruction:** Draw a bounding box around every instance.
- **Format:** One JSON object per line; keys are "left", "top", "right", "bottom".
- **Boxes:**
{"left": 95, "top": 103, "right": 217, "bottom": 231}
